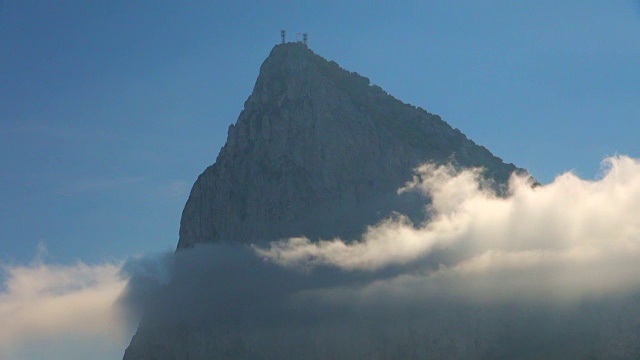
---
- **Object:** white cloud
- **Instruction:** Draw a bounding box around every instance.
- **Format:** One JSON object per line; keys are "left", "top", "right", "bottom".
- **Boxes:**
{"left": 0, "top": 258, "right": 131, "bottom": 360}
{"left": 256, "top": 156, "right": 640, "bottom": 303}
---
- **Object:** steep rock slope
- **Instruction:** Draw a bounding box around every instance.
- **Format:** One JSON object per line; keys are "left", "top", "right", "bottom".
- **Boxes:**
{"left": 123, "top": 43, "right": 539, "bottom": 360}
{"left": 177, "top": 42, "right": 521, "bottom": 249}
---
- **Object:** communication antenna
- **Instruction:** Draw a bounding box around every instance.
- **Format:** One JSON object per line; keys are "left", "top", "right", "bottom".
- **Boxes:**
{"left": 302, "top": 33, "right": 308, "bottom": 46}
{"left": 281, "top": 29, "right": 286, "bottom": 44}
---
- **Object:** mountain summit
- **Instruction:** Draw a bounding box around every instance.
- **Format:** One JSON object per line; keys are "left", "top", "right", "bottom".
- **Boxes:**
{"left": 124, "top": 43, "right": 529, "bottom": 360}
{"left": 177, "top": 42, "right": 523, "bottom": 249}
{"left": 123, "top": 43, "right": 640, "bottom": 360}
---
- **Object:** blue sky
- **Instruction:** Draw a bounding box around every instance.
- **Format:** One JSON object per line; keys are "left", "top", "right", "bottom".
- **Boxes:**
{"left": 1, "top": 2, "right": 639, "bottom": 358}
{"left": 2, "top": 1, "right": 639, "bottom": 267}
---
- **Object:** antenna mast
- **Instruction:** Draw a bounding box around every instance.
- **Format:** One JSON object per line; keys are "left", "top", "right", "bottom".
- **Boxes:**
{"left": 280, "top": 30, "right": 286, "bottom": 44}
{"left": 302, "top": 33, "right": 308, "bottom": 46}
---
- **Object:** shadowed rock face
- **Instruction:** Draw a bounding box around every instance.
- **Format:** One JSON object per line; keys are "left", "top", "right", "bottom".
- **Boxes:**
{"left": 123, "top": 43, "right": 640, "bottom": 360}
{"left": 123, "top": 43, "right": 537, "bottom": 360}
{"left": 177, "top": 42, "right": 522, "bottom": 249}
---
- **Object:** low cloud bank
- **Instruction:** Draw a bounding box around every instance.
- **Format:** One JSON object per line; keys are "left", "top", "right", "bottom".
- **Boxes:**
{"left": 256, "top": 156, "right": 640, "bottom": 302}
{"left": 122, "top": 156, "right": 640, "bottom": 359}
{"left": 0, "top": 257, "right": 131, "bottom": 360}
{"left": 8, "top": 156, "right": 639, "bottom": 358}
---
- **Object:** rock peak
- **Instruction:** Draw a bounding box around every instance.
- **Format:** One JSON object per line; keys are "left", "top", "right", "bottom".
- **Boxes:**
{"left": 269, "top": 41, "right": 314, "bottom": 57}
{"left": 260, "top": 42, "right": 318, "bottom": 76}
{"left": 174, "top": 45, "right": 524, "bottom": 249}
{"left": 125, "top": 45, "right": 532, "bottom": 358}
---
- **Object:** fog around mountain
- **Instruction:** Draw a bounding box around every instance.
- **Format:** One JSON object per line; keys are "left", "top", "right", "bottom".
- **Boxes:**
{"left": 117, "top": 43, "right": 640, "bottom": 359}
{"left": 122, "top": 156, "right": 640, "bottom": 359}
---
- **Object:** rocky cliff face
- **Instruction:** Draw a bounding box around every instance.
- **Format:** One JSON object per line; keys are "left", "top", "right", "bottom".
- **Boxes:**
{"left": 124, "top": 43, "right": 539, "bottom": 360}
{"left": 124, "top": 43, "right": 640, "bottom": 360}
{"left": 177, "top": 42, "right": 521, "bottom": 249}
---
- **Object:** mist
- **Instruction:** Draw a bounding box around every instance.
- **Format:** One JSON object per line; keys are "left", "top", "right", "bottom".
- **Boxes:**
{"left": 257, "top": 155, "right": 640, "bottom": 303}
{"left": 0, "top": 256, "right": 131, "bottom": 360}
{"left": 6, "top": 156, "right": 635, "bottom": 358}
{"left": 122, "top": 155, "right": 640, "bottom": 359}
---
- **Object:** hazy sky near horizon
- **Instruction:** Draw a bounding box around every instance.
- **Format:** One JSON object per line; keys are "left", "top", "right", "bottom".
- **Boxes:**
{"left": 1, "top": 2, "right": 640, "bottom": 358}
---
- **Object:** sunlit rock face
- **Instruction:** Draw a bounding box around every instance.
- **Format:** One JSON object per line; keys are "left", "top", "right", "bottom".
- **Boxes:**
{"left": 176, "top": 42, "right": 521, "bottom": 249}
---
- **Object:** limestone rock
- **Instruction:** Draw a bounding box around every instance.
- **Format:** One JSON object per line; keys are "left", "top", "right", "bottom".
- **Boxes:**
{"left": 177, "top": 42, "right": 521, "bottom": 249}
{"left": 124, "top": 43, "right": 536, "bottom": 360}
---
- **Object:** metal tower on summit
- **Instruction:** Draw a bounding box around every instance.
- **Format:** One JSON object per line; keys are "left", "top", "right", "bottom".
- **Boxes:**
{"left": 278, "top": 30, "right": 308, "bottom": 47}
